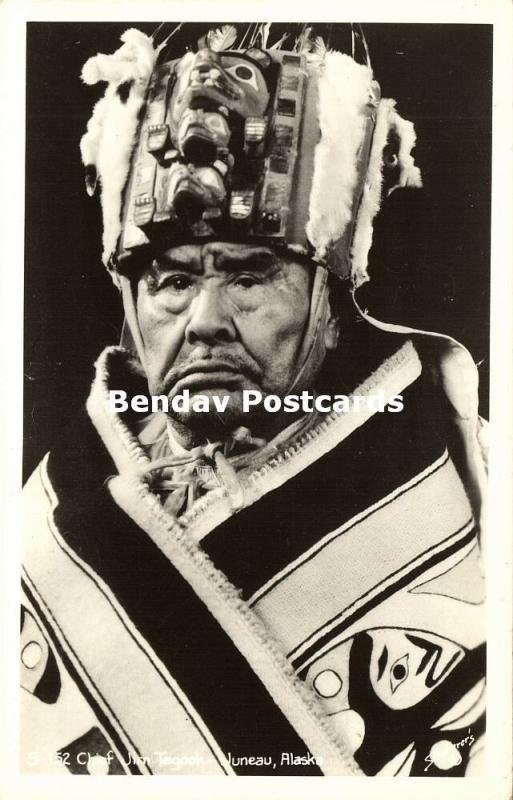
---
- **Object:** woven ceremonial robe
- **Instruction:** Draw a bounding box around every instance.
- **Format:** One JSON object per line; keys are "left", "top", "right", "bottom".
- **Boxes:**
{"left": 21, "top": 338, "right": 485, "bottom": 777}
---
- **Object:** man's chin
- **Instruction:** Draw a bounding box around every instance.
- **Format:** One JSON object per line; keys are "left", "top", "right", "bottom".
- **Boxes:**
{"left": 166, "top": 388, "right": 251, "bottom": 436}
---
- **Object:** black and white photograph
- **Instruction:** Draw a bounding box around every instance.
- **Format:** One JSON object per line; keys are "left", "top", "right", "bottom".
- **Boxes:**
{"left": 1, "top": 2, "right": 511, "bottom": 798}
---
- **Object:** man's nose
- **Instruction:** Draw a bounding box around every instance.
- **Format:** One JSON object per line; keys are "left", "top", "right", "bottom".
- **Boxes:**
{"left": 184, "top": 285, "right": 236, "bottom": 345}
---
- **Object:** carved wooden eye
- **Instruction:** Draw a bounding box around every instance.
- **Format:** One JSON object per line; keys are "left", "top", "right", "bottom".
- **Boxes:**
{"left": 234, "top": 65, "right": 252, "bottom": 80}
{"left": 225, "top": 63, "right": 259, "bottom": 92}
{"left": 203, "top": 112, "right": 230, "bottom": 135}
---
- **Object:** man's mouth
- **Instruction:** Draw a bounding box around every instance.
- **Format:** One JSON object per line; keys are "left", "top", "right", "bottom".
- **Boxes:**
{"left": 170, "top": 360, "right": 246, "bottom": 394}
{"left": 179, "top": 359, "right": 243, "bottom": 378}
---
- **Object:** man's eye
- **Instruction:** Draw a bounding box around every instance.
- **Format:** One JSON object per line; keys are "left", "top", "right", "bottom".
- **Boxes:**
{"left": 161, "top": 275, "right": 193, "bottom": 292}
{"left": 233, "top": 274, "right": 259, "bottom": 289}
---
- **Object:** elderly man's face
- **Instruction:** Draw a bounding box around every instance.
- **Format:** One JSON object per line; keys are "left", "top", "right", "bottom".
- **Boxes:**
{"left": 136, "top": 242, "right": 332, "bottom": 435}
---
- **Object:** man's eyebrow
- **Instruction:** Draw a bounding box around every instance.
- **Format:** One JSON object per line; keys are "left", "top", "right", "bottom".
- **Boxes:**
{"left": 149, "top": 248, "right": 279, "bottom": 276}
{"left": 214, "top": 249, "right": 278, "bottom": 272}
{"left": 151, "top": 253, "right": 201, "bottom": 274}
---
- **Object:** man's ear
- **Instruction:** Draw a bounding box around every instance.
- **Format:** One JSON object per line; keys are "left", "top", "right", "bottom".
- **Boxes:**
{"left": 324, "top": 309, "right": 340, "bottom": 351}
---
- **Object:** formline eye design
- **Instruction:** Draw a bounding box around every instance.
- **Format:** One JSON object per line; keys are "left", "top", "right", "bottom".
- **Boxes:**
{"left": 390, "top": 653, "right": 410, "bottom": 694}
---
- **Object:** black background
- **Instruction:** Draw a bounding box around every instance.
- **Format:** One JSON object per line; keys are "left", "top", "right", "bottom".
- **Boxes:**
{"left": 24, "top": 22, "right": 492, "bottom": 482}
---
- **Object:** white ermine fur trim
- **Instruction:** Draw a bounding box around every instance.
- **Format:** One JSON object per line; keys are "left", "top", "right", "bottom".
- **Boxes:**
{"left": 306, "top": 53, "right": 374, "bottom": 261}
{"left": 79, "top": 30, "right": 157, "bottom": 264}
{"left": 350, "top": 99, "right": 422, "bottom": 288}
{"left": 81, "top": 29, "right": 156, "bottom": 86}
{"left": 350, "top": 98, "right": 393, "bottom": 288}
{"left": 388, "top": 108, "right": 423, "bottom": 193}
